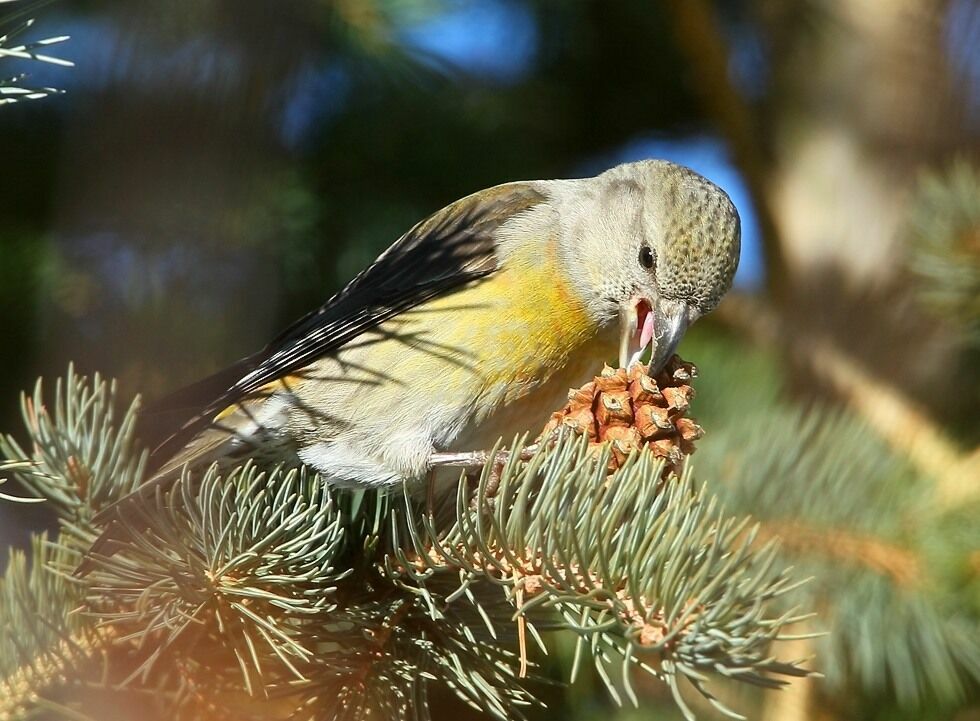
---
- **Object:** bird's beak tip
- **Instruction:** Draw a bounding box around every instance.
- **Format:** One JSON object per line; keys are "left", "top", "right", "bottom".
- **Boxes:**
{"left": 647, "top": 302, "right": 690, "bottom": 376}
{"left": 618, "top": 298, "right": 690, "bottom": 374}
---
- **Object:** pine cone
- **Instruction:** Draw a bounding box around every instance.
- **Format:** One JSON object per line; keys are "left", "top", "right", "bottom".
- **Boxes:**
{"left": 540, "top": 355, "right": 703, "bottom": 476}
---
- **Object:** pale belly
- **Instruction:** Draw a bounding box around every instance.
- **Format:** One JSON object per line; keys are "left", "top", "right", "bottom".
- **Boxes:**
{"left": 283, "top": 319, "right": 617, "bottom": 486}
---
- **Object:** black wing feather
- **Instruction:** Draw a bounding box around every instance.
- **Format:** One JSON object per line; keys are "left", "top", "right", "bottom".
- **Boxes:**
{"left": 146, "top": 183, "right": 546, "bottom": 467}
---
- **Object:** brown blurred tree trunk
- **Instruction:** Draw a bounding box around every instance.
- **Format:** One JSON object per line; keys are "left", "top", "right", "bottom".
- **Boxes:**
{"left": 668, "top": 0, "right": 974, "bottom": 415}
{"left": 759, "top": 1, "right": 970, "bottom": 395}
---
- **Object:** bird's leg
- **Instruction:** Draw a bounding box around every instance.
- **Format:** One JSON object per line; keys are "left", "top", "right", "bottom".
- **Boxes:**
{"left": 428, "top": 449, "right": 493, "bottom": 468}
{"left": 429, "top": 444, "right": 539, "bottom": 471}
{"left": 429, "top": 444, "right": 540, "bottom": 500}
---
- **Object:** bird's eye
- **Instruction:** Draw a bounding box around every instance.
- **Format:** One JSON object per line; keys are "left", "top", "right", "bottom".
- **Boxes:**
{"left": 638, "top": 245, "right": 655, "bottom": 270}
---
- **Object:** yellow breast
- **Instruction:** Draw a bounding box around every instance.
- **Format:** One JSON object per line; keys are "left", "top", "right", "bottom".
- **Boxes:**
{"left": 382, "top": 238, "right": 616, "bottom": 445}
{"left": 281, "top": 236, "right": 617, "bottom": 462}
{"left": 419, "top": 250, "right": 595, "bottom": 376}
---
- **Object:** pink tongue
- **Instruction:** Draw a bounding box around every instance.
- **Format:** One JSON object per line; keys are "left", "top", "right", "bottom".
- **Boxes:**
{"left": 639, "top": 309, "right": 655, "bottom": 350}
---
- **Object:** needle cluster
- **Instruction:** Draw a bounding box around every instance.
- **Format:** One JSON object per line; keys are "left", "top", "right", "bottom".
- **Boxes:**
{"left": 0, "top": 367, "right": 813, "bottom": 721}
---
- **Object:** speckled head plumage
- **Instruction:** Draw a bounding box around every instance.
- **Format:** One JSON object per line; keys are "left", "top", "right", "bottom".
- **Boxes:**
{"left": 638, "top": 161, "right": 740, "bottom": 314}
{"left": 545, "top": 159, "right": 740, "bottom": 372}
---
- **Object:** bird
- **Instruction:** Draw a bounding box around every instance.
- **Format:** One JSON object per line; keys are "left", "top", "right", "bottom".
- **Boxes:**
{"left": 99, "top": 159, "right": 739, "bottom": 512}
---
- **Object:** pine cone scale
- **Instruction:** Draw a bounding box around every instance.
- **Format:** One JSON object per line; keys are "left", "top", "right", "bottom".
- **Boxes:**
{"left": 540, "top": 355, "right": 701, "bottom": 476}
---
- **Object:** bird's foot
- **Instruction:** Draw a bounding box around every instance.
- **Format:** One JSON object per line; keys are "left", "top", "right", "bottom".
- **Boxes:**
{"left": 429, "top": 444, "right": 539, "bottom": 503}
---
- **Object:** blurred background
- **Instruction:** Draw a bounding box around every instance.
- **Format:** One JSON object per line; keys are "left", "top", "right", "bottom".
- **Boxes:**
{"left": 0, "top": 1, "right": 978, "bottom": 720}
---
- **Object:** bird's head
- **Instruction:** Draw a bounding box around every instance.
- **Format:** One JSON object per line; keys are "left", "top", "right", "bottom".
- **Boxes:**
{"left": 552, "top": 159, "right": 741, "bottom": 373}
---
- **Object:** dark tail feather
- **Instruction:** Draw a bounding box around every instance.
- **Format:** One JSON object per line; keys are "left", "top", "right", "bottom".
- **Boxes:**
{"left": 93, "top": 465, "right": 182, "bottom": 525}
{"left": 74, "top": 520, "right": 127, "bottom": 576}
{"left": 76, "top": 360, "right": 252, "bottom": 578}
{"left": 75, "top": 461, "right": 189, "bottom": 577}
{"left": 139, "top": 356, "right": 255, "bottom": 471}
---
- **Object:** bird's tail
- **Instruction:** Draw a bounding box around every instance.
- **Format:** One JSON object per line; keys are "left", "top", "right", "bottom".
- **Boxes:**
{"left": 75, "top": 424, "right": 247, "bottom": 576}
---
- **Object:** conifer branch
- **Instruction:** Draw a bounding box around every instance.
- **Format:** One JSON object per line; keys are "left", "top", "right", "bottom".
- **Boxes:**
{"left": 391, "top": 439, "right": 813, "bottom": 720}
{"left": 0, "top": 366, "right": 147, "bottom": 522}
{"left": 693, "top": 392, "right": 980, "bottom": 707}
{"left": 0, "top": 536, "right": 111, "bottom": 721}
{"left": 0, "top": 0, "right": 73, "bottom": 106}
{"left": 908, "top": 161, "right": 980, "bottom": 346}
{"left": 751, "top": 522, "right": 921, "bottom": 588}
{"left": 759, "top": 635, "right": 817, "bottom": 721}
{"left": 717, "top": 294, "right": 980, "bottom": 510}
{"left": 0, "top": 368, "right": 816, "bottom": 721}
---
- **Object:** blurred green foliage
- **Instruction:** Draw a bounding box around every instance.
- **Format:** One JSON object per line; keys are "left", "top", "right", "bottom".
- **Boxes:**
{"left": 0, "top": 0, "right": 978, "bottom": 720}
